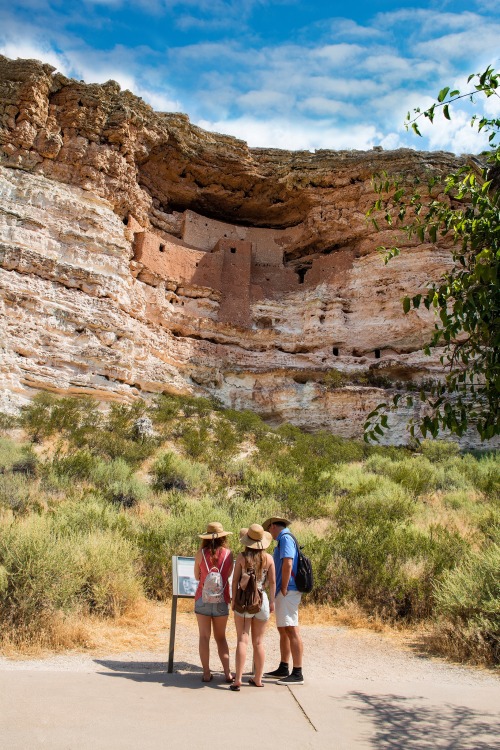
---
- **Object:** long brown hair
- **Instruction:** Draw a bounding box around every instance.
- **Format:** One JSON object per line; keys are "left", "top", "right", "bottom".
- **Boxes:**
{"left": 202, "top": 536, "right": 229, "bottom": 566}
{"left": 242, "top": 548, "right": 267, "bottom": 580}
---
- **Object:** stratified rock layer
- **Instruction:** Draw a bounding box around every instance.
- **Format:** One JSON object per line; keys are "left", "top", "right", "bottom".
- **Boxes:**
{"left": 0, "top": 56, "right": 489, "bottom": 446}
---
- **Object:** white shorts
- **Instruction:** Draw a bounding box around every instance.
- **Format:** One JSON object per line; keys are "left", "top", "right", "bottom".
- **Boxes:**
{"left": 234, "top": 592, "right": 270, "bottom": 621}
{"left": 275, "top": 590, "right": 301, "bottom": 627}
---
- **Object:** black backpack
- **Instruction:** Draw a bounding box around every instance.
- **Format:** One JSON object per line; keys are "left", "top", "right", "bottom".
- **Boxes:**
{"left": 279, "top": 532, "right": 314, "bottom": 594}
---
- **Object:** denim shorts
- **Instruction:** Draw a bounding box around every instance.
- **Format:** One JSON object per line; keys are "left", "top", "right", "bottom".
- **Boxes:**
{"left": 194, "top": 599, "right": 229, "bottom": 617}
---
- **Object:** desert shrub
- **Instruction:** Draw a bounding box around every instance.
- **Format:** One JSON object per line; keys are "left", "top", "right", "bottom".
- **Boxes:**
{"left": 151, "top": 452, "right": 209, "bottom": 493}
{"left": 52, "top": 450, "right": 100, "bottom": 481}
{"left": 0, "top": 473, "right": 41, "bottom": 515}
{"left": 52, "top": 453, "right": 147, "bottom": 507}
{"left": 150, "top": 393, "right": 182, "bottom": 428}
{"left": 179, "top": 418, "right": 211, "bottom": 459}
{"left": 222, "top": 408, "right": 267, "bottom": 437}
{"left": 0, "top": 513, "right": 143, "bottom": 640}
{"left": 0, "top": 438, "right": 36, "bottom": 473}
{"left": 0, "top": 515, "right": 84, "bottom": 635}
{"left": 433, "top": 542, "right": 500, "bottom": 665}
{"left": 51, "top": 497, "right": 126, "bottom": 536}
{"left": 0, "top": 412, "right": 16, "bottom": 433}
{"left": 444, "top": 453, "right": 500, "bottom": 498}
{"left": 19, "top": 393, "right": 101, "bottom": 443}
{"left": 241, "top": 466, "right": 329, "bottom": 519}
{"left": 421, "top": 440, "right": 460, "bottom": 462}
{"left": 209, "top": 419, "right": 241, "bottom": 460}
{"left": 75, "top": 531, "right": 142, "bottom": 616}
{"left": 323, "top": 494, "right": 466, "bottom": 620}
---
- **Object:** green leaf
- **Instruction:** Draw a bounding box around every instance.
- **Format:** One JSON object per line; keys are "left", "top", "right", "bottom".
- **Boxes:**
{"left": 437, "top": 87, "right": 450, "bottom": 102}
{"left": 443, "top": 104, "right": 451, "bottom": 120}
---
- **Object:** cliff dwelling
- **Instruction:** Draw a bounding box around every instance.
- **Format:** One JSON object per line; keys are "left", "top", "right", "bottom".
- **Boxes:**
{"left": 129, "top": 210, "right": 355, "bottom": 330}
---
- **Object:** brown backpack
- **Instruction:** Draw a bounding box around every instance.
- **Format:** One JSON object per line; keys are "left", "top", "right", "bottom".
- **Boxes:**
{"left": 234, "top": 566, "right": 262, "bottom": 615}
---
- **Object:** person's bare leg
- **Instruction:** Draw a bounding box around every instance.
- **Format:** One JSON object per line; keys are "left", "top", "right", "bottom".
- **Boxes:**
{"left": 250, "top": 618, "right": 267, "bottom": 685}
{"left": 234, "top": 615, "right": 251, "bottom": 687}
{"left": 212, "top": 615, "right": 232, "bottom": 681}
{"left": 278, "top": 626, "right": 291, "bottom": 664}
{"left": 196, "top": 614, "right": 212, "bottom": 680}
{"left": 285, "top": 625, "right": 303, "bottom": 668}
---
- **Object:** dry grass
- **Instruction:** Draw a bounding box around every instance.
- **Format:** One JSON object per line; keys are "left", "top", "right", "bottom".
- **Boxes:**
{"left": 0, "top": 600, "right": 170, "bottom": 659}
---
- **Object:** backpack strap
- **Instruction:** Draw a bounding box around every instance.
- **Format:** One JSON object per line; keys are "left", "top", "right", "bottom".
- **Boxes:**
{"left": 278, "top": 531, "right": 300, "bottom": 580}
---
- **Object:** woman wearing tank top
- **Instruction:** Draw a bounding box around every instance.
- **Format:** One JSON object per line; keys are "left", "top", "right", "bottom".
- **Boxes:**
{"left": 230, "top": 524, "right": 276, "bottom": 690}
{"left": 194, "top": 522, "right": 234, "bottom": 683}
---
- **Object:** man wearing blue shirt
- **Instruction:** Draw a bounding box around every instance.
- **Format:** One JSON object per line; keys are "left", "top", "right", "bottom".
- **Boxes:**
{"left": 262, "top": 516, "right": 304, "bottom": 685}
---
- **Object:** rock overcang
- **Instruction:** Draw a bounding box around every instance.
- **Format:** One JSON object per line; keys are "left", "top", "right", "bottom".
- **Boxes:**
{"left": 0, "top": 56, "right": 488, "bottom": 446}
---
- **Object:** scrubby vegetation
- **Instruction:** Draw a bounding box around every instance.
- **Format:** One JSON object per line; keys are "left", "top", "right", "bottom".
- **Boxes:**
{"left": 0, "top": 393, "right": 498, "bottom": 666}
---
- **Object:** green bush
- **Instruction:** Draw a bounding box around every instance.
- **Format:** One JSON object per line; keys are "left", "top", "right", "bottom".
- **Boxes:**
{"left": 434, "top": 542, "right": 500, "bottom": 664}
{"left": 0, "top": 515, "right": 84, "bottom": 633}
{"left": 151, "top": 452, "right": 209, "bottom": 494}
{"left": 75, "top": 531, "right": 142, "bottom": 617}
{"left": 421, "top": 440, "right": 461, "bottom": 462}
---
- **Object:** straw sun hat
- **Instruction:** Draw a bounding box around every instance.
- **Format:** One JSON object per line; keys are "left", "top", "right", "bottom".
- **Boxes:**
{"left": 198, "top": 522, "right": 233, "bottom": 540}
{"left": 240, "top": 523, "right": 272, "bottom": 550}
{"left": 262, "top": 516, "right": 291, "bottom": 532}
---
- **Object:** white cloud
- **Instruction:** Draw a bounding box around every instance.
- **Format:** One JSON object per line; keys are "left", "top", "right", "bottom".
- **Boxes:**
{"left": 299, "top": 97, "right": 359, "bottom": 118}
{"left": 0, "top": 39, "right": 71, "bottom": 74}
{"left": 195, "top": 115, "right": 381, "bottom": 151}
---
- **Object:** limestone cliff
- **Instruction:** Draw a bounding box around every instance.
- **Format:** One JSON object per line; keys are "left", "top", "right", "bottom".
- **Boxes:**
{"left": 0, "top": 56, "right": 486, "bottom": 445}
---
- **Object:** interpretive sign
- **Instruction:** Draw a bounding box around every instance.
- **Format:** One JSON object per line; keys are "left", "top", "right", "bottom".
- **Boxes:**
{"left": 168, "top": 555, "right": 197, "bottom": 672}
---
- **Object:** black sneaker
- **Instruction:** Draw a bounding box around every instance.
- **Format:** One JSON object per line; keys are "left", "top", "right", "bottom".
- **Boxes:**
{"left": 264, "top": 665, "right": 289, "bottom": 679}
{"left": 277, "top": 672, "right": 304, "bottom": 685}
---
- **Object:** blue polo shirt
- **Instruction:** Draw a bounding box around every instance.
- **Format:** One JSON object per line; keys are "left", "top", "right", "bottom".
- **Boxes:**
{"left": 273, "top": 528, "right": 298, "bottom": 594}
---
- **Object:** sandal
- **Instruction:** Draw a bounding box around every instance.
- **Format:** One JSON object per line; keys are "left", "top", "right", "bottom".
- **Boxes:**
{"left": 225, "top": 676, "right": 235, "bottom": 684}
{"left": 249, "top": 678, "right": 264, "bottom": 687}
{"left": 229, "top": 684, "right": 241, "bottom": 691}
{"left": 201, "top": 674, "right": 213, "bottom": 683}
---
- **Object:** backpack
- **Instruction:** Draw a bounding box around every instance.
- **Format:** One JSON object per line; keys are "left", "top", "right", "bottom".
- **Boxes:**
{"left": 201, "top": 548, "right": 229, "bottom": 603}
{"left": 233, "top": 565, "right": 263, "bottom": 615}
{"left": 280, "top": 532, "right": 314, "bottom": 594}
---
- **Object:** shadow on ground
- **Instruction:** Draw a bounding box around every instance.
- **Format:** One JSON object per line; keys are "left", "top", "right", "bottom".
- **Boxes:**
{"left": 348, "top": 692, "right": 500, "bottom": 750}
{"left": 94, "top": 660, "right": 229, "bottom": 689}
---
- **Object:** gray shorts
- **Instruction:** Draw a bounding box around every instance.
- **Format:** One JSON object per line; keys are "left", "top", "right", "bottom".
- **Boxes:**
{"left": 234, "top": 591, "right": 270, "bottom": 622}
{"left": 194, "top": 599, "right": 229, "bottom": 617}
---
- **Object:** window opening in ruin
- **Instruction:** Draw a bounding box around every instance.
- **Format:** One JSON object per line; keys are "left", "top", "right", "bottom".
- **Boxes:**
{"left": 375, "top": 349, "right": 381, "bottom": 359}
{"left": 333, "top": 347, "right": 339, "bottom": 356}
{"left": 319, "top": 315, "right": 325, "bottom": 324}
{"left": 123, "top": 216, "right": 128, "bottom": 226}
{"left": 230, "top": 247, "right": 236, "bottom": 254}
{"left": 296, "top": 268, "right": 307, "bottom": 284}
{"left": 159, "top": 244, "right": 165, "bottom": 253}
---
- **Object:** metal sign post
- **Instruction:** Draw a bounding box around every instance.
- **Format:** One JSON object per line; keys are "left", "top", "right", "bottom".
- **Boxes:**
{"left": 168, "top": 556, "right": 198, "bottom": 673}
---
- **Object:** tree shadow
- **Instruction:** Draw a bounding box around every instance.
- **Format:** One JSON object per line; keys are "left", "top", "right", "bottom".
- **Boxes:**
{"left": 348, "top": 692, "right": 500, "bottom": 750}
{"left": 94, "top": 660, "right": 229, "bottom": 689}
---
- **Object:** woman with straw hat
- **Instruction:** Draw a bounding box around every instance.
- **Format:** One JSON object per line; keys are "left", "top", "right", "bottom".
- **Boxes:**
{"left": 230, "top": 524, "right": 276, "bottom": 690}
{"left": 194, "top": 522, "right": 234, "bottom": 683}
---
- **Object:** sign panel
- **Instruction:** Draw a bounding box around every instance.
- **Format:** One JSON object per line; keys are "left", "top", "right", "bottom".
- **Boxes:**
{"left": 172, "top": 555, "right": 198, "bottom": 597}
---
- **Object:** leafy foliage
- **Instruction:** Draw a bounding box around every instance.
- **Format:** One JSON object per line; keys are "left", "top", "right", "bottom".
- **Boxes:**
{"left": 365, "top": 66, "right": 500, "bottom": 443}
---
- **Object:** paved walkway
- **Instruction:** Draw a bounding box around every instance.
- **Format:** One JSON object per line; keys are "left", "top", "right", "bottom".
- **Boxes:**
{"left": 1, "top": 622, "right": 499, "bottom": 749}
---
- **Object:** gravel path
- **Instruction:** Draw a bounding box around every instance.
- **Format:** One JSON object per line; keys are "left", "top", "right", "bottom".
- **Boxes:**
{"left": 0, "top": 611, "right": 497, "bottom": 688}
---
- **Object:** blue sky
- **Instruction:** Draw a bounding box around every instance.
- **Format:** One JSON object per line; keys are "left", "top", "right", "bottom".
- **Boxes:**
{"left": 1, "top": 1, "right": 499, "bottom": 153}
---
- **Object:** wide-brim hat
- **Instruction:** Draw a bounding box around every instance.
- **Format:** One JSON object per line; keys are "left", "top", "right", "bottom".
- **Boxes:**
{"left": 262, "top": 516, "right": 291, "bottom": 532}
{"left": 239, "top": 527, "right": 248, "bottom": 540}
{"left": 198, "top": 521, "right": 233, "bottom": 540}
{"left": 240, "top": 523, "right": 272, "bottom": 550}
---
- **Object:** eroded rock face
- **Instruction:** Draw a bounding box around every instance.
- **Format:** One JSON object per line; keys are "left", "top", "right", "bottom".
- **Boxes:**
{"left": 0, "top": 57, "right": 491, "bottom": 446}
